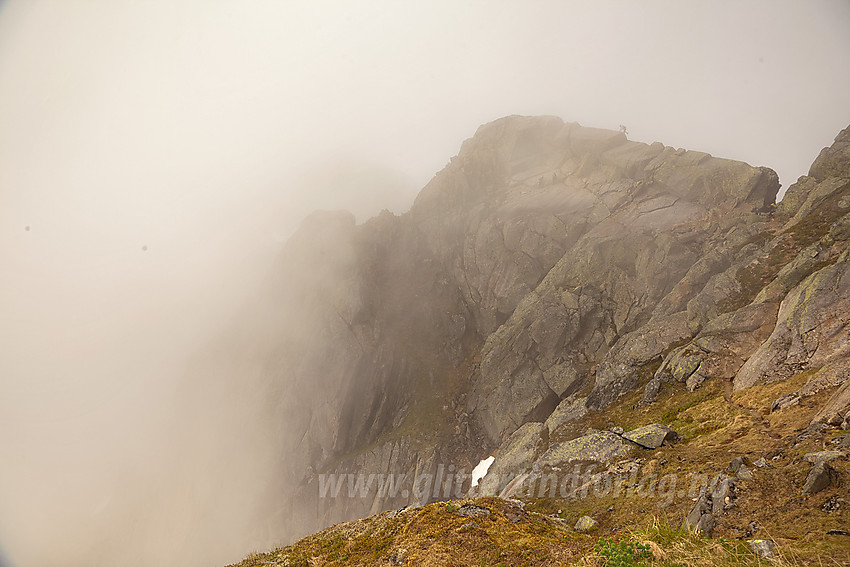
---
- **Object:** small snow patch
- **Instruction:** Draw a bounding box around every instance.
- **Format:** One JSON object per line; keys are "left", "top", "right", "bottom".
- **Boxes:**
{"left": 471, "top": 456, "right": 495, "bottom": 488}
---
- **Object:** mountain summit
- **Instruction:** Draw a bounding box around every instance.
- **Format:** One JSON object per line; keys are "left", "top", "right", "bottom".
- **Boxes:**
{"left": 221, "top": 118, "right": 850, "bottom": 561}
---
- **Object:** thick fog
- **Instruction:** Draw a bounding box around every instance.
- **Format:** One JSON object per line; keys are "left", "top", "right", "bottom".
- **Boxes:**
{"left": 1, "top": 1, "right": 849, "bottom": 566}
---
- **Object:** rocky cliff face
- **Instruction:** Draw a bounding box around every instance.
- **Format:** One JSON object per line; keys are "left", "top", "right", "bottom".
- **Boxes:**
{"left": 235, "top": 117, "right": 850, "bottom": 539}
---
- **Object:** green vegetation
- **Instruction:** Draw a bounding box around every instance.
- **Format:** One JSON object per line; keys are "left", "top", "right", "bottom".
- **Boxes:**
{"left": 230, "top": 509, "right": 842, "bottom": 566}
{"left": 595, "top": 538, "right": 652, "bottom": 566}
{"left": 233, "top": 308, "right": 850, "bottom": 567}
{"left": 585, "top": 524, "right": 776, "bottom": 567}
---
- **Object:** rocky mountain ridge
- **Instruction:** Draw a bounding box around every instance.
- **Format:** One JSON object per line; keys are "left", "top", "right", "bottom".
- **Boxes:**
{"left": 235, "top": 116, "right": 850, "bottom": 543}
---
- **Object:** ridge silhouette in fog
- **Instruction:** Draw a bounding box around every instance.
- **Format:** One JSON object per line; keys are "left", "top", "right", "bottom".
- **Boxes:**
{"left": 1, "top": 1, "right": 849, "bottom": 566}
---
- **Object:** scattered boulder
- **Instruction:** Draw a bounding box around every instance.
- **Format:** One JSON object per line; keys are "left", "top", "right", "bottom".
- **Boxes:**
{"left": 388, "top": 505, "right": 415, "bottom": 517}
{"left": 694, "top": 513, "right": 715, "bottom": 535}
{"left": 746, "top": 520, "right": 761, "bottom": 537}
{"left": 802, "top": 462, "right": 838, "bottom": 495}
{"left": 505, "top": 510, "right": 524, "bottom": 523}
{"left": 795, "top": 421, "right": 829, "bottom": 444}
{"left": 729, "top": 456, "right": 754, "bottom": 479}
{"left": 821, "top": 495, "right": 845, "bottom": 513}
{"left": 641, "top": 373, "right": 666, "bottom": 405}
{"left": 574, "top": 516, "right": 598, "bottom": 532}
{"left": 753, "top": 457, "right": 772, "bottom": 468}
{"left": 711, "top": 476, "right": 738, "bottom": 516}
{"left": 803, "top": 450, "right": 845, "bottom": 464}
{"left": 733, "top": 520, "right": 761, "bottom": 540}
{"left": 771, "top": 394, "right": 800, "bottom": 412}
{"left": 749, "top": 539, "right": 777, "bottom": 560}
{"left": 457, "top": 504, "right": 491, "bottom": 518}
{"left": 684, "top": 474, "right": 737, "bottom": 536}
{"left": 622, "top": 424, "right": 679, "bottom": 449}
{"left": 827, "top": 529, "right": 850, "bottom": 536}
{"left": 729, "top": 456, "right": 752, "bottom": 472}
{"left": 684, "top": 491, "right": 714, "bottom": 535}
{"left": 610, "top": 425, "right": 624, "bottom": 435}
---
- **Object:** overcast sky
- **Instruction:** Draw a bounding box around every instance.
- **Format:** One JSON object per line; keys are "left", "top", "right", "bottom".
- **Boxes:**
{"left": 1, "top": 1, "right": 849, "bottom": 566}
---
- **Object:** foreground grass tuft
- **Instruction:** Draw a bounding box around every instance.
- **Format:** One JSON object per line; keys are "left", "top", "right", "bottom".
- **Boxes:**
{"left": 228, "top": 499, "right": 846, "bottom": 567}
{"left": 594, "top": 537, "right": 652, "bottom": 566}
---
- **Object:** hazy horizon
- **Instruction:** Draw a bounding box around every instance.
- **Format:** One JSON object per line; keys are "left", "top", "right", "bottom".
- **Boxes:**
{"left": 1, "top": 1, "right": 849, "bottom": 566}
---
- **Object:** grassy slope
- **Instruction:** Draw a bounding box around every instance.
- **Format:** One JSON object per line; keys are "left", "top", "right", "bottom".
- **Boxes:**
{"left": 230, "top": 497, "right": 780, "bottom": 567}
{"left": 229, "top": 373, "right": 850, "bottom": 566}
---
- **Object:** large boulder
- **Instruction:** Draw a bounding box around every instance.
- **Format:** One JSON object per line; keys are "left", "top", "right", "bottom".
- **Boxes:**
{"left": 622, "top": 424, "right": 679, "bottom": 449}
{"left": 535, "top": 431, "right": 635, "bottom": 469}
{"left": 685, "top": 494, "right": 714, "bottom": 536}
{"left": 802, "top": 462, "right": 838, "bottom": 495}
{"left": 574, "top": 516, "right": 599, "bottom": 532}
{"left": 803, "top": 451, "right": 846, "bottom": 465}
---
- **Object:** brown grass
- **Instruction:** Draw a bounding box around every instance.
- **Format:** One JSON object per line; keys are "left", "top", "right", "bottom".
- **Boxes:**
{"left": 229, "top": 372, "right": 850, "bottom": 567}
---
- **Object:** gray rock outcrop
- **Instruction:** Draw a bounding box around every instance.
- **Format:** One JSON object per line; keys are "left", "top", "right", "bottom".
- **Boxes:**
{"left": 803, "top": 451, "right": 845, "bottom": 464}
{"left": 622, "top": 424, "right": 679, "bottom": 449}
{"left": 684, "top": 474, "right": 738, "bottom": 536}
{"left": 476, "top": 422, "right": 548, "bottom": 496}
{"left": 802, "top": 461, "right": 838, "bottom": 495}
{"left": 202, "top": 117, "right": 850, "bottom": 540}
{"left": 574, "top": 516, "right": 598, "bottom": 531}
{"left": 544, "top": 396, "right": 588, "bottom": 434}
{"left": 749, "top": 539, "right": 777, "bottom": 560}
{"left": 535, "top": 431, "right": 635, "bottom": 469}
{"left": 734, "top": 246, "right": 850, "bottom": 391}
